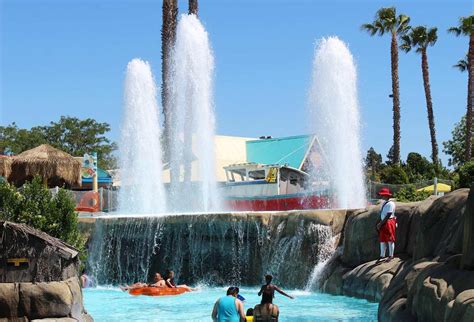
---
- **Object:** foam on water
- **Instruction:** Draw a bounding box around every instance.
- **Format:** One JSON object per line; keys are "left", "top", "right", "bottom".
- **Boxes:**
{"left": 307, "top": 37, "right": 367, "bottom": 208}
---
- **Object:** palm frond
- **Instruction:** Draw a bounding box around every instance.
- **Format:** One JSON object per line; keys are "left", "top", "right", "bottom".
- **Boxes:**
{"left": 453, "top": 57, "right": 469, "bottom": 72}
{"left": 397, "top": 14, "right": 411, "bottom": 35}
{"left": 399, "top": 34, "right": 412, "bottom": 52}
{"left": 361, "top": 23, "right": 378, "bottom": 36}
{"left": 447, "top": 26, "right": 462, "bottom": 36}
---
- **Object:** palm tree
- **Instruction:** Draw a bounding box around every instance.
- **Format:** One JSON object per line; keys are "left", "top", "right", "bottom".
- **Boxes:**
{"left": 448, "top": 15, "right": 474, "bottom": 162}
{"left": 162, "top": 0, "right": 178, "bottom": 155}
{"left": 189, "top": 0, "right": 198, "bottom": 15}
{"left": 362, "top": 7, "right": 410, "bottom": 166}
{"left": 400, "top": 26, "right": 439, "bottom": 172}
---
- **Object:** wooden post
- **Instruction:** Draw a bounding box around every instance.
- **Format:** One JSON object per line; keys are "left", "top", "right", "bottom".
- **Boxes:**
{"left": 461, "top": 184, "right": 474, "bottom": 270}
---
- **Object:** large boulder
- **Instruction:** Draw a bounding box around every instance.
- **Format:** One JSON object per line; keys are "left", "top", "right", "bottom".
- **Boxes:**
{"left": 413, "top": 189, "right": 468, "bottom": 261}
{"left": 341, "top": 197, "right": 436, "bottom": 267}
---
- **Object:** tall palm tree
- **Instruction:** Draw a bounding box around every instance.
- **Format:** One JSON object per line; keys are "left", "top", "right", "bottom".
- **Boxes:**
{"left": 162, "top": 0, "right": 178, "bottom": 155}
{"left": 400, "top": 26, "right": 439, "bottom": 172}
{"left": 448, "top": 15, "right": 474, "bottom": 162}
{"left": 189, "top": 0, "right": 198, "bottom": 15}
{"left": 362, "top": 7, "right": 411, "bottom": 166}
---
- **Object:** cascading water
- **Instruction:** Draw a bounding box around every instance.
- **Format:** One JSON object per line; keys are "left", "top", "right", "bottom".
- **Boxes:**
{"left": 307, "top": 37, "right": 367, "bottom": 209}
{"left": 168, "top": 14, "right": 221, "bottom": 212}
{"left": 87, "top": 214, "right": 334, "bottom": 288}
{"left": 117, "top": 59, "right": 166, "bottom": 214}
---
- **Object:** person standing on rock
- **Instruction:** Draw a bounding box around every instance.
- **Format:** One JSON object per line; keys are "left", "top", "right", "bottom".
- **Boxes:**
{"left": 376, "top": 188, "right": 396, "bottom": 262}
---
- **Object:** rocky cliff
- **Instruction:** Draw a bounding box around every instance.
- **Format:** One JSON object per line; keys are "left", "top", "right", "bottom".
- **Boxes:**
{"left": 322, "top": 189, "right": 474, "bottom": 322}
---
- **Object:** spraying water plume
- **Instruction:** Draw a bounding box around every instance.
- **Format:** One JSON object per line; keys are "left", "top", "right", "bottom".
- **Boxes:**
{"left": 168, "top": 14, "right": 221, "bottom": 212}
{"left": 118, "top": 59, "right": 166, "bottom": 214}
{"left": 308, "top": 37, "right": 366, "bottom": 208}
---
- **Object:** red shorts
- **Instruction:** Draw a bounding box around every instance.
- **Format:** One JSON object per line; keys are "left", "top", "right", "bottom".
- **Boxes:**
{"left": 379, "top": 217, "right": 396, "bottom": 243}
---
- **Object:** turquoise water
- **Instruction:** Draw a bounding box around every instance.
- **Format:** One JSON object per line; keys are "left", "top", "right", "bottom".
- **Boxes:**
{"left": 83, "top": 287, "right": 378, "bottom": 321}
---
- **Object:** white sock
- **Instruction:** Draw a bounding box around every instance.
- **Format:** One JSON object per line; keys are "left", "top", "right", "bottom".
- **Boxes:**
{"left": 388, "top": 242, "right": 395, "bottom": 257}
{"left": 380, "top": 243, "right": 386, "bottom": 258}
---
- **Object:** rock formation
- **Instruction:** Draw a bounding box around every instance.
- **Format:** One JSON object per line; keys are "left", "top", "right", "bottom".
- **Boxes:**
{"left": 0, "top": 221, "right": 92, "bottom": 321}
{"left": 323, "top": 189, "right": 474, "bottom": 322}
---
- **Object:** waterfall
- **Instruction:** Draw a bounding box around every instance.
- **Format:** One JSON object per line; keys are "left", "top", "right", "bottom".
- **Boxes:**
{"left": 87, "top": 215, "right": 336, "bottom": 288}
{"left": 307, "top": 37, "right": 367, "bottom": 209}
{"left": 117, "top": 59, "right": 167, "bottom": 214}
{"left": 168, "top": 14, "right": 221, "bottom": 212}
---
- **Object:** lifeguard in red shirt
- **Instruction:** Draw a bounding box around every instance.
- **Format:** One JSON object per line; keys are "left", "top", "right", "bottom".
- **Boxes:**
{"left": 376, "top": 188, "right": 396, "bottom": 262}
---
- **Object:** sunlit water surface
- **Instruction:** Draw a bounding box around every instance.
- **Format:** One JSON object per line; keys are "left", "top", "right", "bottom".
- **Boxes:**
{"left": 83, "top": 287, "right": 377, "bottom": 321}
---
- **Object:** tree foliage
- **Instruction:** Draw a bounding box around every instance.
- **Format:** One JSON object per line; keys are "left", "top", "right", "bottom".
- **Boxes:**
{"left": 0, "top": 116, "right": 117, "bottom": 169}
{"left": 380, "top": 165, "right": 409, "bottom": 184}
{"left": 458, "top": 161, "right": 474, "bottom": 188}
{"left": 0, "top": 177, "right": 86, "bottom": 257}
{"left": 443, "top": 116, "right": 474, "bottom": 168}
{"left": 400, "top": 26, "right": 438, "bottom": 53}
{"left": 394, "top": 185, "right": 431, "bottom": 202}
{"left": 405, "top": 152, "right": 435, "bottom": 182}
{"left": 365, "top": 147, "right": 383, "bottom": 180}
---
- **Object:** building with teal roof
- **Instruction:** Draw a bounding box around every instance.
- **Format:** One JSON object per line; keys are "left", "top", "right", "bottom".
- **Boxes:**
{"left": 245, "top": 135, "right": 319, "bottom": 171}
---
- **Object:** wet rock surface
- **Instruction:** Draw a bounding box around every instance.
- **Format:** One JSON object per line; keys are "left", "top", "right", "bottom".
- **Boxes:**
{"left": 323, "top": 189, "right": 474, "bottom": 322}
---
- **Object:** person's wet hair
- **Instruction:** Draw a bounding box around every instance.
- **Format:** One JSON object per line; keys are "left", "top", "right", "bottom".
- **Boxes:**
{"left": 265, "top": 274, "right": 273, "bottom": 283}
{"left": 226, "top": 286, "right": 239, "bottom": 296}
{"left": 246, "top": 308, "right": 254, "bottom": 316}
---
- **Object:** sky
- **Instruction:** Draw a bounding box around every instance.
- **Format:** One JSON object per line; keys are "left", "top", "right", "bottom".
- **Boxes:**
{"left": 1, "top": 0, "right": 473, "bottom": 166}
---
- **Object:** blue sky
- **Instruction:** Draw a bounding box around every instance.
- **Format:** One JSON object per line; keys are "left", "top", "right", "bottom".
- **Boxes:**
{"left": 1, "top": 0, "right": 472, "bottom": 165}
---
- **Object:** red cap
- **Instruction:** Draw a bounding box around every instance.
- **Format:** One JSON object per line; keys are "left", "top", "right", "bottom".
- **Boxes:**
{"left": 378, "top": 187, "right": 392, "bottom": 197}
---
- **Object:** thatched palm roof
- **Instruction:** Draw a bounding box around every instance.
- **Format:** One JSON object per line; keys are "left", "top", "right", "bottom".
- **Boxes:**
{"left": 10, "top": 144, "right": 82, "bottom": 186}
{"left": 0, "top": 156, "right": 12, "bottom": 178}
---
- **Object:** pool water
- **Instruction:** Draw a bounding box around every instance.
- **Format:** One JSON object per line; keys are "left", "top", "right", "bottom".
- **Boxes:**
{"left": 83, "top": 287, "right": 378, "bottom": 321}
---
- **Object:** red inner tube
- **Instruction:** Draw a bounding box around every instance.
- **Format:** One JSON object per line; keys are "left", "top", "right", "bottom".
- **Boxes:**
{"left": 129, "top": 287, "right": 188, "bottom": 296}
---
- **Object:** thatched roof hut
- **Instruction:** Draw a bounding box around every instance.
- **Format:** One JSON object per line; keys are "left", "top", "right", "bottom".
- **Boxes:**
{"left": 0, "top": 156, "right": 12, "bottom": 178}
{"left": 9, "top": 144, "right": 82, "bottom": 187}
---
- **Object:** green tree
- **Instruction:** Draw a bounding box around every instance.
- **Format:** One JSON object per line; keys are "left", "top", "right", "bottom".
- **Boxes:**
{"left": 362, "top": 7, "right": 411, "bottom": 165}
{"left": 443, "top": 116, "right": 474, "bottom": 168}
{"left": 0, "top": 123, "right": 46, "bottom": 154}
{"left": 0, "top": 177, "right": 86, "bottom": 257}
{"left": 365, "top": 147, "right": 383, "bottom": 180}
{"left": 400, "top": 26, "right": 440, "bottom": 172}
{"left": 458, "top": 160, "right": 474, "bottom": 188}
{"left": 380, "top": 165, "right": 409, "bottom": 184}
{"left": 0, "top": 116, "right": 117, "bottom": 169}
{"left": 386, "top": 145, "right": 396, "bottom": 165}
{"left": 405, "top": 152, "right": 434, "bottom": 182}
{"left": 394, "top": 185, "right": 431, "bottom": 202}
{"left": 448, "top": 15, "right": 474, "bottom": 162}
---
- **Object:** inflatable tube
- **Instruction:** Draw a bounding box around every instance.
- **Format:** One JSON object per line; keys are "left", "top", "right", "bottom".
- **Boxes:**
{"left": 129, "top": 287, "right": 188, "bottom": 296}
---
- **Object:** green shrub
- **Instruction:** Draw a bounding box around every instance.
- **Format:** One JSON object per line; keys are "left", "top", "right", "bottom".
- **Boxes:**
{"left": 0, "top": 177, "right": 86, "bottom": 259}
{"left": 458, "top": 161, "right": 474, "bottom": 188}
{"left": 380, "top": 165, "right": 409, "bottom": 184}
{"left": 394, "top": 185, "right": 431, "bottom": 202}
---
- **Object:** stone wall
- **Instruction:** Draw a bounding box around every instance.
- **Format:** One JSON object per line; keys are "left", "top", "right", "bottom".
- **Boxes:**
{"left": 0, "top": 277, "right": 92, "bottom": 321}
{"left": 322, "top": 189, "right": 474, "bottom": 322}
